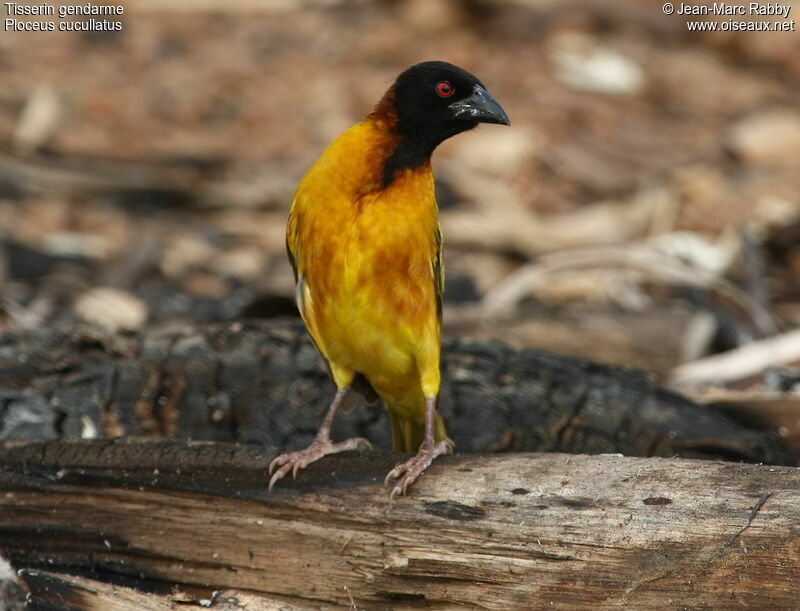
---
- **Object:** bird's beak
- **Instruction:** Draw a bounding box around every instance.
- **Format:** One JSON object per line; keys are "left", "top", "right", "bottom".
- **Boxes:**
{"left": 446, "top": 84, "right": 510, "bottom": 126}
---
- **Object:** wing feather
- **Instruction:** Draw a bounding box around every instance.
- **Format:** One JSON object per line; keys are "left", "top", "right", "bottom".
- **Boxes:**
{"left": 286, "top": 208, "right": 304, "bottom": 318}
{"left": 433, "top": 223, "right": 444, "bottom": 324}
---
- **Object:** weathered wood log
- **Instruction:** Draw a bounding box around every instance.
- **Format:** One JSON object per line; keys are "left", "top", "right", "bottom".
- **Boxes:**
{"left": 0, "top": 321, "right": 793, "bottom": 465}
{"left": 1, "top": 438, "right": 798, "bottom": 609}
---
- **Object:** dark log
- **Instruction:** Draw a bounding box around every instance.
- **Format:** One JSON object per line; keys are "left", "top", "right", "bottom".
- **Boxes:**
{"left": 0, "top": 321, "right": 793, "bottom": 465}
{"left": 1, "top": 438, "right": 799, "bottom": 609}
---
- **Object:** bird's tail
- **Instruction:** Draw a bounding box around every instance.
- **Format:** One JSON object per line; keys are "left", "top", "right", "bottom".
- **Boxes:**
{"left": 388, "top": 405, "right": 453, "bottom": 453}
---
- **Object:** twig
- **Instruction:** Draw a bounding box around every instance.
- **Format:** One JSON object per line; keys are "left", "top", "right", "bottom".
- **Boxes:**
{"left": 442, "top": 187, "right": 673, "bottom": 258}
{"left": 668, "top": 330, "right": 800, "bottom": 389}
{"left": 483, "top": 244, "right": 773, "bottom": 336}
{"left": 724, "top": 491, "right": 773, "bottom": 548}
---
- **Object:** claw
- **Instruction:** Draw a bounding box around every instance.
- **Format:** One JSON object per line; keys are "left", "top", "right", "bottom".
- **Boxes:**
{"left": 383, "top": 440, "right": 449, "bottom": 499}
{"left": 267, "top": 436, "right": 372, "bottom": 492}
{"left": 268, "top": 456, "right": 281, "bottom": 476}
{"left": 384, "top": 466, "right": 401, "bottom": 488}
{"left": 268, "top": 462, "right": 293, "bottom": 493}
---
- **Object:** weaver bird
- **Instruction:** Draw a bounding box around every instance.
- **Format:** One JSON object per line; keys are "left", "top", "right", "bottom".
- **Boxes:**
{"left": 270, "top": 61, "right": 509, "bottom": 498}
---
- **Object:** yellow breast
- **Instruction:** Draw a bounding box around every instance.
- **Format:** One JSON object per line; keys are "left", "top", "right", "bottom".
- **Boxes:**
{"left": 287, "top": 119, "right": 441, "bottom": 405}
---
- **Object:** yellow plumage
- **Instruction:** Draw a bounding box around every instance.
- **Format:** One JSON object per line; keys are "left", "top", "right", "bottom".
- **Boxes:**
{"left": 286, "top": 119, "right": 450, "bottom": 452}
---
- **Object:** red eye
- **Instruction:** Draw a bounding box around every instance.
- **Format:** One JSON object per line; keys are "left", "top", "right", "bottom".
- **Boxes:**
{"left": 435, "top": 81, "right": 454, "bottom": 98}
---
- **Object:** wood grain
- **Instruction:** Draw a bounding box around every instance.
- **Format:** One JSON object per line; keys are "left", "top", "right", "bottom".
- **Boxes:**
{"left": 1, "top": 439, "right": 798, "bottom": 609}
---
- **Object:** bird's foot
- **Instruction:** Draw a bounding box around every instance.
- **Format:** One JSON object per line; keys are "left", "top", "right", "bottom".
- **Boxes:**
{"left": 384, "top": 440, "right": 450, "bottom": 499}
{"left": 268, "top": 436, "right": 372, "bottom": 492}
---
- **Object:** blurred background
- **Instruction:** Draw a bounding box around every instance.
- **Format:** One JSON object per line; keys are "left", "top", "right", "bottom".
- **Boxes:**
{"left": 2, "top": 1, "right": 799, "bottom": 445}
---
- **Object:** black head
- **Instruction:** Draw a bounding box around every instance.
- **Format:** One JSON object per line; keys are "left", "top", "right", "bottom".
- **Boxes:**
{"left": 378, "top": 61, "right": 510, "bottom": 186}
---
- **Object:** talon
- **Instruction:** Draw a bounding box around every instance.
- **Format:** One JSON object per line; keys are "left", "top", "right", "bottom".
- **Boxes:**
{"left": 268, "top": 464, "right": 289, "bottom": 493}
{"left": 267, "top": 436, "right": 372, "bottom": 492}
{"left": 384, "top": 465, "right": 402, "bottom": 487}
{"left": 382, "top": 441, "right": 448, "bottom": 498}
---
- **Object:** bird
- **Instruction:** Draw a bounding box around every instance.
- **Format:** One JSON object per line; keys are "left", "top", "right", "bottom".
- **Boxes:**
{"left": 270, "top": 61, "right": 509, "bottom": 498}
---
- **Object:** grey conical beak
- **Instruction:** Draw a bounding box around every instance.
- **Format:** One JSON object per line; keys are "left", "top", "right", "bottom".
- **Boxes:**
{"left": 446, "top": 84, "right": 510, "bottom": 126}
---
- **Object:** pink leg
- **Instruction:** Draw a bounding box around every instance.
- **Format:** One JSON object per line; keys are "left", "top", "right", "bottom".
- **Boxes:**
{"left": 384, "top": 397, "right": 451, "bottom": 499}
{"left": 268, "top": 388, "right": 372, "bottom": 492}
